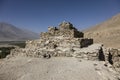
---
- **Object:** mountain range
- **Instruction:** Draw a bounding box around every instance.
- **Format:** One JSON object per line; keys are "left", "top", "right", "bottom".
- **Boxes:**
{"left": 0, "top": 22, "right": 39, "bottom": 41}
{"left": 84, "top": 13, "right": 120, "bottom": 49}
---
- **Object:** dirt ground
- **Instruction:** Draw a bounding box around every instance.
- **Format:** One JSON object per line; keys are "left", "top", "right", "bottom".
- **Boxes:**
{"left": 0, "top": 57, "right": 119, "bottom": 80}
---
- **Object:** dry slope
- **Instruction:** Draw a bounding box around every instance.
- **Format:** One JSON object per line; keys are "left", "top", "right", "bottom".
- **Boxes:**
{"left": 84, "top": 13, "right": 120, "bottom": 48}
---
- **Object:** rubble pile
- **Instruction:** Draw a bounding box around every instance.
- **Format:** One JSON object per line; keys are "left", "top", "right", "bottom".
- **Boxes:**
{"left": 107, "top": 49, "right": 120, "bottom": 72}
{"left": 10, "top": 22, "right": 95, "bottom": 58}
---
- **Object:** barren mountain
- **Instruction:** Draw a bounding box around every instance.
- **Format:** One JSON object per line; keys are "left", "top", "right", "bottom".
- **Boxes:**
{"left": 84, "top": 13, "right": 120, "bottom": 49}
{"left": 0, "top": 22, "right": 39, "bottom": 41}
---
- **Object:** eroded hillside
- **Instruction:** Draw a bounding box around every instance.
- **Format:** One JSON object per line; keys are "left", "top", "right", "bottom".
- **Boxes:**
{"left": 84, "top": 14, "right": 120, "bottom": 48}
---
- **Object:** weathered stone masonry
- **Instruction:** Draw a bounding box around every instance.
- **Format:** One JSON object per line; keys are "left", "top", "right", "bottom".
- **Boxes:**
{"left": 10, "top": 22, "right": 93, "bottom": 58}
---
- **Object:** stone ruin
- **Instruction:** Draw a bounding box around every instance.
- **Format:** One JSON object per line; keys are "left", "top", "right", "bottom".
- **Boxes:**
{"left": 38, "top": 22, "right": 93, "bottom": 48}
{"left": 10, "top": 22, "right": 94, "bottom": 58}
{"left": 2, "top": 21, "right": 118, "bottom": 77}
{"left": 8, "top": 22, "right": 120, "bottom": 72}
{"left": 106, "top": 48, "right": 120, "bottom": 72}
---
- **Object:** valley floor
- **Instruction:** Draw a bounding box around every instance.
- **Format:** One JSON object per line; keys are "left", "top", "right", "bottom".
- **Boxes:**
{"left": 0, "top": 57, "right": 119, "bottom": 80}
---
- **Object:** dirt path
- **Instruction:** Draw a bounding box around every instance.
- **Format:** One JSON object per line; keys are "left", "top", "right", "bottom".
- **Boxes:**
{"left": 0, "top": 57, "right": 119, "bottom": 80}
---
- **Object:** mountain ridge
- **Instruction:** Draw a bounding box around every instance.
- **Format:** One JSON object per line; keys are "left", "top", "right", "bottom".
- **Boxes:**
{"left": 0, "top": 22, "right": 39, "bottom": 41}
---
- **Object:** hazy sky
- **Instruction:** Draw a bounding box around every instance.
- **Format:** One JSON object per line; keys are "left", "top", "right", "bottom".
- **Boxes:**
{"left": 0, "top": 0, "right": 120, "bottom": 33}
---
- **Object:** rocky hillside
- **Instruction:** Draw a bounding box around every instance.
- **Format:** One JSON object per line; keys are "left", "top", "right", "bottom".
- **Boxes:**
{"left": 0, "top": 22, "right": 39, "bottom": 41}
{"left": 84, "top": 13, "right": 120, "bottom": 49}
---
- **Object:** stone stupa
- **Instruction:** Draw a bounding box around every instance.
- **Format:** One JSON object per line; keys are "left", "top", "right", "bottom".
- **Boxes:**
{"left": 10, "top": 22, "right": 93, "bottom": 58}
